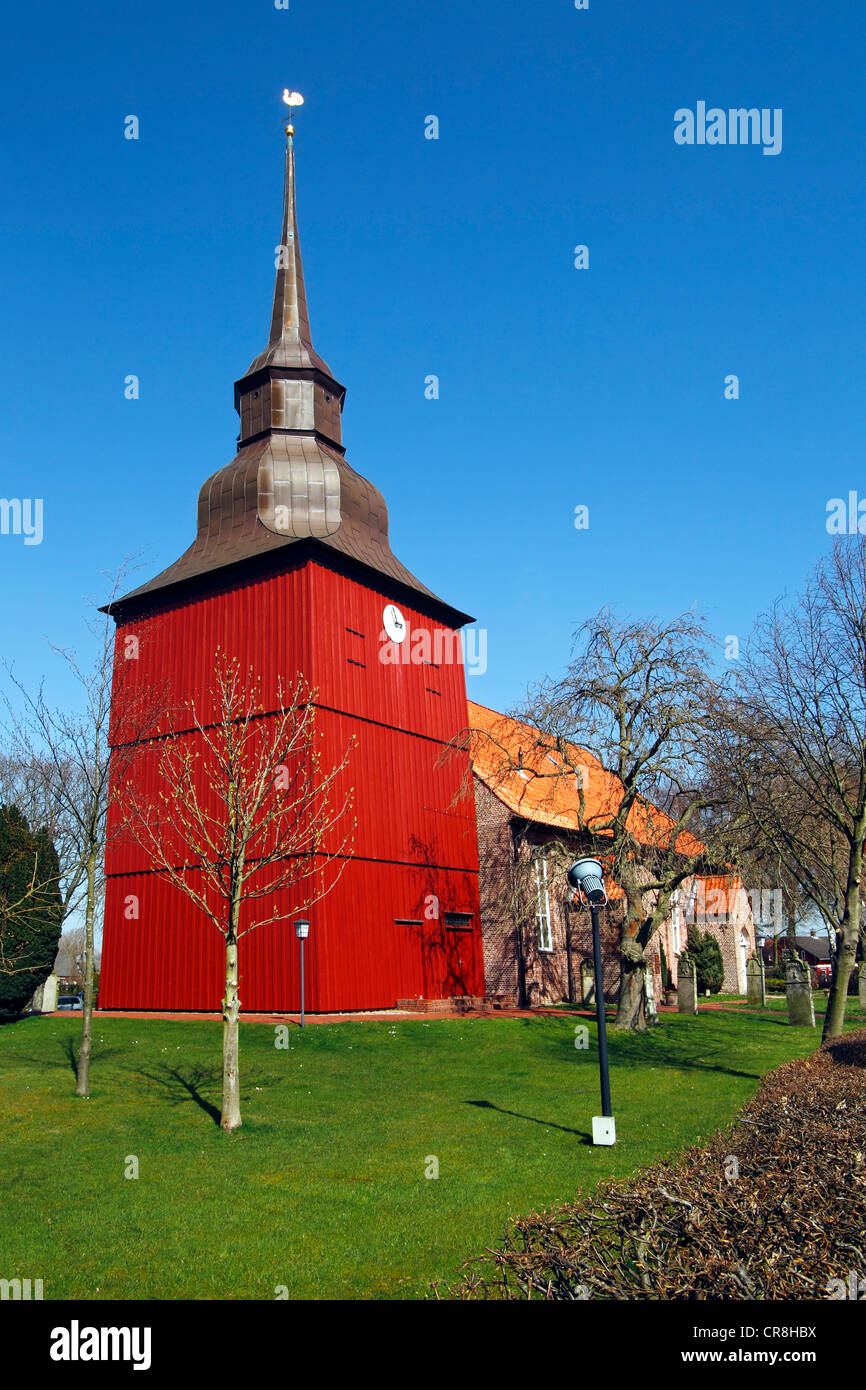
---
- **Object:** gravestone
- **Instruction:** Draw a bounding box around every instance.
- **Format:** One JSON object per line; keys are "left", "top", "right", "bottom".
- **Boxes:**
{"left": 30, "top": 973, "right": 58, "bottom": 1014}
{"left": 746, "top": 955, "right": 766, "bottom": 1007}
{"left": 785, "top": 957, "right": 815, "bottom": 1028}
{"left": 859, "top": 963, "right": 866, "bottom": 1011}
{"left": 643, "top": 966, "right": 658, "bottom": 1026}
{"left": 580, "top": 960, "right": 595, "bottom": 1007}
{"left": 678, "top": 957, "right": 698, "bottom": 1015}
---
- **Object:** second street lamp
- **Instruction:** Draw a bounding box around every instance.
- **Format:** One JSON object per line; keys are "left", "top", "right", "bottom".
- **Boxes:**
{"left": 294, "top": 919, "right": 310, "bottom": 1027}
{"left": 567, "top": 858, "right": 616, "bottom": 1146}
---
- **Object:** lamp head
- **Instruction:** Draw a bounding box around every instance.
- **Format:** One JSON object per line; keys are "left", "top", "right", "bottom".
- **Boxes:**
{"left": 567, "top": 857, "right": 608, "bottom": 907}
{"left": 294, "top": 919, "right": 310, "bottom": 939}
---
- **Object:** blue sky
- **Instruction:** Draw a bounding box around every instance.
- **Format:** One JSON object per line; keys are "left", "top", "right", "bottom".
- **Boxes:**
{"left": 1, "top": 0, "right": 863, "bottom": 714}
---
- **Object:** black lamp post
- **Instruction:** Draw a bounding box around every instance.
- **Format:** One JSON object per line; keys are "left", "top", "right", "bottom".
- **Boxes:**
{"left": 567, "top": 857, "right": 616, "bottom": 1145}
{"left": 294, "top": 919, "right": 310, "bottom": 1027}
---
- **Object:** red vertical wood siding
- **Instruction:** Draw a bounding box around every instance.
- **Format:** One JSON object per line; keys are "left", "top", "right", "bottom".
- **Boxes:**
{"left": 100, "top": 556, "right": 483, "bottom": 1010}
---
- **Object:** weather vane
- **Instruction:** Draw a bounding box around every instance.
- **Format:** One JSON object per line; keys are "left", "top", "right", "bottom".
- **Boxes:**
{"left": 282, "top": 89, "right": 304, "bottom": 137}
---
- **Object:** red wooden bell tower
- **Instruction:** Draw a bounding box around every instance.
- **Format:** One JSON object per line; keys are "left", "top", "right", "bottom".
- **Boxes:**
{"left": 99, "top": 122, "right": 483, "bottom": 1012}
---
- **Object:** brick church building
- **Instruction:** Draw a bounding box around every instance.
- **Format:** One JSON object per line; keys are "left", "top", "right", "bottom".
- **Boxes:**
{"left": 468, "top": 701, "right": 756, "bottom": 1007}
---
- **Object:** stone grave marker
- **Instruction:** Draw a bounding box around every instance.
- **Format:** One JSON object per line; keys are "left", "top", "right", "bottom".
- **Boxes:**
{"left": 746, "top": 954, "right": 766, "bottom": 1007}
{"left": 785, "top": 957, "right": 815, "bottom": 1028}
{"left": 644, "top": 966, "right": 658, "bottom": 1026}
{"left": 42, "top": 973, "right": 58, "bottom": 1013}
{"left": 678, "top": 957, "right": 698, "bottom": 1014}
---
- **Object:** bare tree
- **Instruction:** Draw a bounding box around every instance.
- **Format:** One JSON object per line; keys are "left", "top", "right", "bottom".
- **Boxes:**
{"left": 698, "top": 754, "right": 816, "bottom": 957}
{"left": 3, "top": 569, "right": 157, "bottom": 1094}
{"left": 120, "top": 654, "right": 355, "bottom": 1132}
{"left": 468, "top": 609, "right": 727, "bottom": 1031}
{"left": 0, "top": 753, "right": 89, "bottom": 899}
{"left": 715, "top": 538, "right": 866, "bottom": 1039}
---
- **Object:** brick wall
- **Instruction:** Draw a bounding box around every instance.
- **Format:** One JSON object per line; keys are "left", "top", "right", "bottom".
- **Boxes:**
{"left": 475, "top": 778, "right": 522, "bottom": 998}
{"left": 474, "top": 778, "right": 757, "bottom": 1005}
{"left": 474, "top": 777, "right": 623, "bottom": 1005}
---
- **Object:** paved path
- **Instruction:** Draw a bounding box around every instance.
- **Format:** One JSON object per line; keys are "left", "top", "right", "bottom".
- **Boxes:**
{"left": 49, "top": 997, "right": 759, "bottom": 1027}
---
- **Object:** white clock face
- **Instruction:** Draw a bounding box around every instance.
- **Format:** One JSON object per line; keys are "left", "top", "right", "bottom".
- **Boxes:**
{"left": 383, "top": 604, "right": 407, "bottom": 643}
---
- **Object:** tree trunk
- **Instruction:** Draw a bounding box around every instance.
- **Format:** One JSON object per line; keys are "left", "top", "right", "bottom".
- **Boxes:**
{"left": 614, "top": 904, "right": 648, "bottom": 1031}
{"left": 614, "top": 953, "right": 647, "bottom": 1031}
{"left": 221, "top": 931, "right": 242, "bottom": 1132}
{"left": 786, "top": 897, "right": 797, "bottom": 950}
{"left": 75, "top": 847, "right": 97, "bottom": 1098}
{"left": 823, "top": 844, "right": 862, "bottom": 1041}
{"left": 823, "top": 920, "right": 856, "bottom": 1041}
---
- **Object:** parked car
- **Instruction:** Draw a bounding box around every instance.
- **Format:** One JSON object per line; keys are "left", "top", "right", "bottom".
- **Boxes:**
{"left": 56, "top": 995, "right": 83, "bottom": 1011}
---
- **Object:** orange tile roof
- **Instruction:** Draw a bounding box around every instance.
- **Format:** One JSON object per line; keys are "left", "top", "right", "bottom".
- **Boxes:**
{"left": 467, "top": 700, "right": 705, "bottom": 858}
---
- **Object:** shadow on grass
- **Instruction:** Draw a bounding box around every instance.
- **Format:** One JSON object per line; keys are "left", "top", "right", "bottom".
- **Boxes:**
{"left": 613, "top": 1046, "right": 767, "bottom": 1082}
{"left": 0, "top": 1036, "right": 125, "bottom": 1077}
{"left": 574, "top": 1009, "right": 823, "bottom": 1078}
{"left": 60, "top": 1034, "right": 78, "bottom": 1078}
{"left": 533, "top": 1026, "right": 770, "bottom": 1083}
{"left": 465, "top": 1099, "right": 592, "bottom": 1143}
{"left": 134, "top": 1063, "right": 223, "bottom": 1126}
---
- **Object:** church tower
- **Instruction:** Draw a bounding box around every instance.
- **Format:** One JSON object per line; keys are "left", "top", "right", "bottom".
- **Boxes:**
{"left": 99, "top": 112, "right": 484, "bottom": 1012}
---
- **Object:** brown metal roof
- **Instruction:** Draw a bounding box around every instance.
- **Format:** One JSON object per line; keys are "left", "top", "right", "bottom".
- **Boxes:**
{"left": 118, "top": 435, "right": 447, "bottom": 608}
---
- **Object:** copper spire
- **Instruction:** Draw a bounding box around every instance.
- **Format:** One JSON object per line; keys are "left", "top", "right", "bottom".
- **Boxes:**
{"left": 233, "top": 116, "right": 345, "bottom": 452}
{"left": 242, "top": 134, "right": 334, "bottom": 379}
{"left": 113, "top": 106, "right": 470, "bottom": 625}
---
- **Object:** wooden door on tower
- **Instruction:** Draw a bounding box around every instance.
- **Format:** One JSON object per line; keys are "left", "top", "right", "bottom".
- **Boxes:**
{"left": 443, "top": 912, "right": 474, "bottom": 996}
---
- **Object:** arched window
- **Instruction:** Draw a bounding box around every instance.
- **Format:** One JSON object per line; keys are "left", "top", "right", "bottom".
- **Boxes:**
{"left": 534, "top": 856, "right": 553, "bottom": 952}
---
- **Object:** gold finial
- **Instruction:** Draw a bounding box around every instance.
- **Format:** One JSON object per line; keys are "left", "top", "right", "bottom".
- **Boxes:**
{"left": 282, "top": 88, "right": 304, "bottom": 137}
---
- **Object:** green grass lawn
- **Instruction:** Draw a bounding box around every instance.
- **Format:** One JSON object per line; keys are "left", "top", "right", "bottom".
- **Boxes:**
{"left": 1, "top": 1003, "right": 862, "bottom": 1300}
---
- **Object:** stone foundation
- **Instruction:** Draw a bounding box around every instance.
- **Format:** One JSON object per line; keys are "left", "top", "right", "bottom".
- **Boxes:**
{"left": 396, "top": 994, "right": 517, "bottom": 1014}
